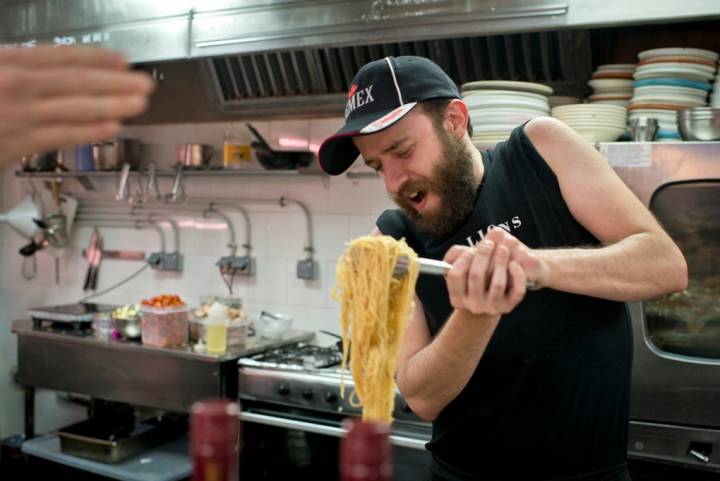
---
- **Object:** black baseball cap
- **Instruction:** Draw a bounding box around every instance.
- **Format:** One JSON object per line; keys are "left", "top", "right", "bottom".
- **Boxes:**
{"left": 318, "top": 56, "right": 460, "bottom": 175}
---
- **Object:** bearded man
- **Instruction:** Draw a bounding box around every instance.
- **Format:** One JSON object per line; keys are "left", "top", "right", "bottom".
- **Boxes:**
{"left": 319, "top": 56, "right": 687, "bottom": 481}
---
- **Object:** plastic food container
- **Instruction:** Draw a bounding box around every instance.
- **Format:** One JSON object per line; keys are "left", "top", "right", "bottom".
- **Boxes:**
{"left": 141, "top": 305, "right": 190, "bottom": 348}
{"left": 190, "top": 318, "right": 249, "bottom": 351}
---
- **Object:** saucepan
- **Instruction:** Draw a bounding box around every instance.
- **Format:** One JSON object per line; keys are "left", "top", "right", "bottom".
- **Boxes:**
{"left": 176, "top": 143, "right": 214, "bottom": 169}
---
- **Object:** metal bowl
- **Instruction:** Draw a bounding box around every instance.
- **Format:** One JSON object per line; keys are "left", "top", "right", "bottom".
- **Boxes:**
{"left": 112, "top": 315, "right": 141, "bottom": 340}
{"left": 677, "top": 108, "right": 720, "bottom": 141}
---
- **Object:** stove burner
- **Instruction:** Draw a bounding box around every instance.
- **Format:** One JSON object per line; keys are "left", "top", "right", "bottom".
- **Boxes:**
{"left": 247, "top": 342, "right": 343, "bottom": 369}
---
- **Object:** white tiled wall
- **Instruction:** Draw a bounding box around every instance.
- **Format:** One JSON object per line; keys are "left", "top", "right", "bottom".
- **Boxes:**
{"left": 0, "top": 117, "right": 392, "bottom": 438}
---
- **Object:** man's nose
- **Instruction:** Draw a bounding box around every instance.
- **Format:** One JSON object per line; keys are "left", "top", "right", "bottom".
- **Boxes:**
{"left": 382, "top": 163, "right": 408, "bottom": 194}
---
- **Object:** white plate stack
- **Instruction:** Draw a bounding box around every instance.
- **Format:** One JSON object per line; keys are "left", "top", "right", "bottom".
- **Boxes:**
{"left": 587, "top": 64, "right": 635, "bottom": 106}
{"left": 461, "top": 80, "right": 553, "bottom": 147}
{"left": 629, "top": 47, "right": 719, "bottom": 141}
{"left": 551, "top": 104, "right": 627, "bottom": 142}
{"left": 549, "top": 95, "right": 582, "bottom": 109}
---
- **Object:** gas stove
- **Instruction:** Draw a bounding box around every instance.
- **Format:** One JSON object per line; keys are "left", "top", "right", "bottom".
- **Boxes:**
{"left": 237, "top": 340, "right": 432, "bottom": 478}
{"left": 240, "top": 342, "right": 343, "bottom": 370}
{"left": 237, "top": 341, "right": 423, "bottom": 423}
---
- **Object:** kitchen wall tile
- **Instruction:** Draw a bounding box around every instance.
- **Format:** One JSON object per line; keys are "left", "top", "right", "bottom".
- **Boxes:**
{"left": 242, "top": 257, "right": 288, "bottom": 305}
{"left": 267, "top": 120, "right": 312, "bottom": 151}
{"left": 178, "top": 216, "right": 233, "bottom": 256}
{"left": 265, "top": 211, "right": 307, "bottom": 260}
{"left": 313, "top": 214, "right": 350, "bottom": 261}
{"left": 286, "top": 259, "right": 327, "bottom": 308}
{"left": 348, "top": 213, "right": 380, "bottom": 238}
{"left": 309, "top": 118, "right": 344, "bottom": 145}
{"left": 231, "top": 120, "right": 266, "bottom": 145}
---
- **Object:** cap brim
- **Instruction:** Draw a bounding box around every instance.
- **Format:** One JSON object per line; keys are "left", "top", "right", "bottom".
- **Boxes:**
{"left": 319, "top": 102, "right": 418, "bottom": 175}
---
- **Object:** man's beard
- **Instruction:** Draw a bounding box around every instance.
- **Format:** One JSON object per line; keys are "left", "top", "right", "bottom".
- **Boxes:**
{"left": 391, "top": 130, "right": 478, "bottom": 238}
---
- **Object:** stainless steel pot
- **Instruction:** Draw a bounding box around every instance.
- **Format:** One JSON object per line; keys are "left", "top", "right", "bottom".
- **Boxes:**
{"left": 21, "top": 151, "right": 62, "bottom": 172}
{"left": 92, "top": 139, "right": 141, "bottom": 171}
{"left": 176, "top": 143, "right": 214, "bottom": 168}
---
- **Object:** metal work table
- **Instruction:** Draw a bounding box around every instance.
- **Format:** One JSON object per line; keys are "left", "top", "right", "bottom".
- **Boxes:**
{"left": 12, "top": 319, "right": 313, "bottom": 438}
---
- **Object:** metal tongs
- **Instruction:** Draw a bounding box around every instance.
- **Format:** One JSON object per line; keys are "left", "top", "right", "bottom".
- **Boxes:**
{"left": 394, "top": 255, "right": 539, "bottom": 290}
{"left": 394, "top": 256, "right": 450, "bottom": 277}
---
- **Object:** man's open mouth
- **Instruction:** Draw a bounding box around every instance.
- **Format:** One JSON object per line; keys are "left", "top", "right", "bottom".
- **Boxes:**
{"left": 406, "top": 190, "right": 427, "bottom": 206}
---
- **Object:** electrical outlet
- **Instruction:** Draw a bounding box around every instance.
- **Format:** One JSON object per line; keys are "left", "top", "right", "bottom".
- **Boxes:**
{"left": 296, "top": 258, "right": 317, "bottom": 280}
{"left": 147, "top": 252, "right": 183, "bottom": 272}
{"left": 216, "top": 256, "right": 254, "bottom": 276}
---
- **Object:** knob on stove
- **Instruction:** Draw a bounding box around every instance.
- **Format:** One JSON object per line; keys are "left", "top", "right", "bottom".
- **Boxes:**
{"left": 302, "top": 389, "right": 314, "bottom": 400}
{"left": 278, "top": 383, "right": 290, "bottom": 395}
{"left": 325, "top": 391, "right": 338, "bottom": 403}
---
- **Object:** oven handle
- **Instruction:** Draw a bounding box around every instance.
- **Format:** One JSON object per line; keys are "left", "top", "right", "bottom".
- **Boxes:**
{"left": 239, "top": 411, "right": 429, "bottom": 451}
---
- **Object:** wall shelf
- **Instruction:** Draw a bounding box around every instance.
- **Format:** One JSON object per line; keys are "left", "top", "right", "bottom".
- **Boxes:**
{"left": 15, "top": 169, "right": 325, "bottom": 178}
{"left": 15, "top": 168, "right": 326, "bottom": 191}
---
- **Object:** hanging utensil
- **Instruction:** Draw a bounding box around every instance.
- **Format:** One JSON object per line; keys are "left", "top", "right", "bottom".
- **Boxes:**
{"left": 22, "top": 254, "right": 37, "bottom": 280}
{"left": 83, "top": 229, "right": 99, "bottom": 291}
{"left": 90, "top": 236, "right": 103, "bottom": 291}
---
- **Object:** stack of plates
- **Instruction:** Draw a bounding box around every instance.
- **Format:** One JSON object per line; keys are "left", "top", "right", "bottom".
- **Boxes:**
{"left": 549, "top": 95, "right": 581, "bottom": 108}
{"left": 711, "top": 73, "right": 720, "bottom": 108}
{"left": 588, "top": 64, "right": 635, "bottom": 106}
{"left": 629, "top": 47, "right": 719, "bottom": 141}
{"left": 461, "top": 80, "right": 553, "bottom": 146}
{"left": 551, "top": 104, "right": 627, "bottom": 142}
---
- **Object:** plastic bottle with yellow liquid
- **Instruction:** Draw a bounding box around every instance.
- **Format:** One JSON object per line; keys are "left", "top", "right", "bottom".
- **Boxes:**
{"left": 206, "top": 302, "right": 228, "bottom": 355}
{"left": 223, "top": 131, "right": 251, "bottom": 169}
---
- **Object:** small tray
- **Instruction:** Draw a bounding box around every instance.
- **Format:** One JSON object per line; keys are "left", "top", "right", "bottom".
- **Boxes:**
{"left": 57, "top": 418, "right": 185, "bottom": 464}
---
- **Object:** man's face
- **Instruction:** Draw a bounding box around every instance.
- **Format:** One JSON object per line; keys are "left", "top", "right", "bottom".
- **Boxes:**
{"left": 353, "top": 107, "right": 477, "bottom": 238}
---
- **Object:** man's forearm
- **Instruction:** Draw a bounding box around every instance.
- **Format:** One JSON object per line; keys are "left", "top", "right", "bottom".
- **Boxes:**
{"left": 539, "top": 232, "right": 687, "bottom": 301}
{"left": 397, "top": 310, "right": 500, "bottom": 421}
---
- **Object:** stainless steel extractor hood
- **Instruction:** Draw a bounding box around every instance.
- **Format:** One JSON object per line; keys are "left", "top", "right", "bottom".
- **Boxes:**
{"left": 1, "top": 0, "right": 718, "bottom": 121}
{"left": 134, "top": 29, "right": 593, "bottom": 122}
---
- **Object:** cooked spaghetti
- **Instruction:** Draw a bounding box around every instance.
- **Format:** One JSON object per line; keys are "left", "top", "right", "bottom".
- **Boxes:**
{"left": 333, "top": 235, "right": 419, "bottom": 422}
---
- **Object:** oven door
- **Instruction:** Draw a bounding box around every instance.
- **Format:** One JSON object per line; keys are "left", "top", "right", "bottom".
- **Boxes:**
{"left": 628, "top": 179, "right": 720, "bottom": 470}
{"left": 238, "top": 402, "right": 432, "bottom": 481}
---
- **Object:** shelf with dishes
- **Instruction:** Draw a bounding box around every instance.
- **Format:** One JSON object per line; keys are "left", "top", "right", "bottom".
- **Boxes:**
{"left": 464, "top": 46, "right": 720, "bottom": 149}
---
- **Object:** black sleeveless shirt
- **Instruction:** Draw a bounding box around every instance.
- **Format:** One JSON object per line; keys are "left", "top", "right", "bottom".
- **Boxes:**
{"left": 377, "top": 126, "right": 632, "bottom": 481}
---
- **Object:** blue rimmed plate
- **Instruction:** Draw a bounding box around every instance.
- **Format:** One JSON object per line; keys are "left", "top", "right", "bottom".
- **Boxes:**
{"left": 634, "top": 78, "right": 712, "bottom": 91}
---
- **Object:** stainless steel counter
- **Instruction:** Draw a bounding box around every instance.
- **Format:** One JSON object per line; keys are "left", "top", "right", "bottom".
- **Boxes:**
{"left": 12, "top": 319, "right": 313, "bottom": 437}
{"left": 12, "top": 319, "right": 314, "bottom": 362}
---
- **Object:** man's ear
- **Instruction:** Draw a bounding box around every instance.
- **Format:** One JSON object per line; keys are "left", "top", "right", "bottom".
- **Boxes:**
{"left": 444, "top": 99, "right": 469, "bottom": 140}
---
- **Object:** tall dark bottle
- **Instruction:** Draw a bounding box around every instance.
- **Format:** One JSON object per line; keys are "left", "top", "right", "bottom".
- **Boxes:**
{"left": 340, "top": 419, "right": 393, "bottom": 481}
{"left": 190, "top": 400, "right": 240, "bottom": 481}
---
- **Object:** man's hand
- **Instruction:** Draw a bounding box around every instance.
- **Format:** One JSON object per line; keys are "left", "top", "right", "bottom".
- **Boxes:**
{"left": 0, "top": 45, "right": 154, "bottom": 166}
{"left": 482, "top": 227, "right": 550, "bottom": 290}
{"left": 444, "top": 238, "right": 527, "bottom": 317}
